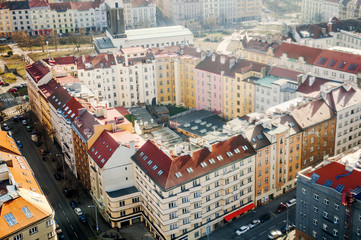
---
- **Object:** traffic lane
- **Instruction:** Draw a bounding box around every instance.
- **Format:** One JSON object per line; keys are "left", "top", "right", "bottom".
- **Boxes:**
{"left": 13, "top": 123, "right": 93, "bottom": 240}
{"left": 237, "top": 207, "right": 296, "bottom": 239}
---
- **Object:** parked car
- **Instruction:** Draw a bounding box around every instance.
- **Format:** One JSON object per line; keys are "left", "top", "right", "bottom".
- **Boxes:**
{"left": 286, "top": 198, "right": 296, "bottom": 207}
{"left": 16, "top": 140, "right": 23, "bottom": 148}
{"left": 268, "top": 230, "right": 282, "bottom": 239}
{"left": 26, "top": 126, "right": 32, "bottom": 132}
{"left": 276, "top": 203, "right": 288, "bottom": 213}
{"left": 79, "top": 215, "right": 87, "bottom": 223}
{"left": 248, "top": 219, "right": 261, "bottom": 229}
{"left": 74, "top": 207, "right": 82, "bottom": 216}
{"left": 2, "top": 123, "right": 9, "bottom": 131}
{"left": 3, "top": 82, "right": 9, "bottom": 86}
{"left": 63, "top": 188, "right": 75, "bottom": 198}
{"left": 8, "top": 88, "right": 18, "bottom": 93}
{"left": 260, "top": 213, "right": 271, "bottom": 223}
{"left": 54, "top": 173, "right": 62, "bottom": 180}
{"left": 21, "top": 120, "right": 28, "bottom": 126}
{"left": 20, "top": 83, "right": 27, "bottom": 88}
{"left": 236, "top": 225, "right": 249, "bottom": 235}
{"left": 69, "top": 200, "right": 77, "bottom": 209}
{"left": 13, "top": 116, "right": 19, "bottom": 123}
{"left": 31, "top": 132, "right": 38, "bottom": 143}
{"left": 0, "top": 80, "right": 4, "bottom": 85}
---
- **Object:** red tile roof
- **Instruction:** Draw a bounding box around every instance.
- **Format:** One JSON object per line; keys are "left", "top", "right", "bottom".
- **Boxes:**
{"left": 29, "top": 0, "right": 49, "bottom": 8}
{"left": 313, "top": 49, "right": 361, "bottom": 74}
{"left": 224, "top": 59, "right": 269, "bottom": 78}
{"left": 242, "top": 39, "right": 278, "bottom": 53}
{"left": 77, "top": 54, "right": 116, "bottom": 70}
{"left": 88, "top": 130, "right": 119, "bottom": 168}
{"left": 70, "top": 2, "right": 94, "bottom": 11}
{"left": 275, "top": 43, "right": 323, "bottom": 64}
{"left": 296, "top": 76, "right": 330, "bottom": 98}
{"left": 43, "top": 56, "right": 76, "bottom": 65}
{"left": 195, "top": 53, "right": 236, "bottom": 75}
{"left": 324, "top": 85, "right": 361, "bottom": 112}
{"left": 305, "top": 161, "right": 361, "bottom": 194}
{"left": 268, "top": 66, "right": 302, "bottom": 81}
{"left": 60, "top": 97, "right": 83, "bottom": 122}
{"left": 56, "top": 75, "right": 79, "bottom": 85}
{"left": 38, "top": 79, "right": 59, "bottom": 98}
{"left": 131, "top": 0, "right": 154, "bottom": 7}
{"left": 291, "top": 99, "right": 335, "bottom": 129}
{"left": 25, "top": 61, "right": 50, "bottom": 83}
{"left": 115, "top": 106, "right": 130, "bottom": 116}
{"left": 133, "top": 135, "right": 256, "bottom": 190}
{"left": 73, "top": 109, "right": 100, "bottom": 141}
{"left": 49, "top": 2, "right": 71, "bottom": 11}
{"left": 47, "top": 85, "right": 72, "bottom": 110}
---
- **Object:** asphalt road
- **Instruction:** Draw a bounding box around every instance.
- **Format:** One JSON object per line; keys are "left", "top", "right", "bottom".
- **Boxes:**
{"left": 0, "top": 92, "right": 17, "bottom": 110}
{"left": 12, "top": 121, "right": 96, "bottom": 240}
{"left": 202, "top": 189, "right": 296, "bottom": 240}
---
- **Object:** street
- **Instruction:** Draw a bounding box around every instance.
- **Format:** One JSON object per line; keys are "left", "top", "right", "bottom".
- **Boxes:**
{"left": 202, "top": 190, "right": 296, "bottom": 240}
{"left": 11, "top": 120, "right": 97, "bottom": 240}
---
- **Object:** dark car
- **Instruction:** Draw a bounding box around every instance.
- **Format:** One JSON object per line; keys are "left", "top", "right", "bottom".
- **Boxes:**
{"left": 2, "top": 123, "right": 9, "bottom": 131}
{"left": 3, "top": 82, "right": 9, "bottom": 86}
{"left": 281, "top": 223, "right": 295, "bottom": 234}
{"left": 63, "top": 188, "right": 74, "bottom": 198}
{"left": 276, "top": 203, "right": 288, "bottom": 213}
{"left": 70, "top": 200, "right": 77, "bottom": 209}
{"left": 260, "top": 213, "right": 271, "bottom": 223}
{"left": 54, "top": 173, "right": 62, "bottom": 180}
{"left": 79, "top": 215, "right": 87, "bottom": 223}
{"left": 13, "top": 116, "right": 19, "bottom": 123}
{"left": 16, "top": 140, "right": 23, "bottom": 148}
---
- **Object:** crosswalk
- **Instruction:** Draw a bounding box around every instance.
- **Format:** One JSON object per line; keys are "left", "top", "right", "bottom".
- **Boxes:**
{"left": 0, "top": 97, "right": 15, "bottom": 102}
{"left": 4, "top": 110, "right": 23, "bottom": 116}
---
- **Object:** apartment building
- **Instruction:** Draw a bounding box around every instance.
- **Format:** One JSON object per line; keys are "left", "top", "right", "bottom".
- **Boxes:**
{"left": 312, "top": 50, "right": 361, "bottom": 86}
{"left": 88, "top": 129, "right": 145, "bottom": 226}
{"left": 29, "top": 0, "right": 53, "bottom": 35}
{"left": 49, "top": 2, "right": 73, "bottom": 34}
{"left": 296, "top": 150, "right": 361, "bottom": 240}
{"left": 274, "top": 42, "right": 323, "bottom": 74}
{"left": 301, "top": 0, "right": 340, "bottom": 23}
{"left": 340, "top": 0, "right": 361, "bottom": 20}
{"left": 322, "top": 84, "right": 361, "bottom": 155}
{"left": 195, "top": 53, "right": 236, "bottom": 114}
{"left": 238, "top": 39, "right": 277, "bottom": 65}
{"left": 115, "top": 47, "right": 157, "bottom": 107}
{"left": 152, "top": 45, "right": 203, "bottom": 107}
{"left": 131, "top": 0, "right": 156, "bottom": 28}
{"left": 0, "top": 3, "right": 12, "bottom": 37}
{"left": 70, "top": 2, "right": 95, "bottom": 32}
{"left": 291, "top": 99, "right": 336, "bottom": 169}
{"left": 9, "top": 1, "right": 32, "bottom": 34}
{"left": 223, "top": 59, "right": 268, "bottom": 120}
{"left": 132, "top": 135, "right": 256, "bottom": 240}
{"left": 254, "top": 77, "right": 298, "bottom": 113}
{"left": 94, "top": 1, "right": 106, "bottom": 32}
{"left": 333, "top": 30, "right": 361, "bottom": 50}
{"left": 0, "top": 131, "right": 57, "bottom": 240}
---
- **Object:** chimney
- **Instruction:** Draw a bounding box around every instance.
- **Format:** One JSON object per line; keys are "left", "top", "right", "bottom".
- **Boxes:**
{"left": 129, "top": 140, "right": 135, "bottom": 153}
{"left": 82, "top": 55, "right": 85, "bottom": 63}
{"left": 220, "top": 55, "right": 225, "bottom": 64}
{"left": 105, "top": 54, "right": 108, "bottom": 61}
{"left": 124, "top": 53, "right": 129, "bottom": 67}
{"left": 212, "top": 54, "right": 216, "bottom": 62}
{"left": 196, "top": 47, "right": 201, "bottom": 53}
{"left": 327, "top": 22, "right": 332, "bottom": 33}
{"left": 229, "top": 58, "right": 236, "bottom": 68}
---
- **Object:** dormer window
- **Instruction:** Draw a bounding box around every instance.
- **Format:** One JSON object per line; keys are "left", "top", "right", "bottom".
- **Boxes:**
{"left": 143, "top": 155, "right": 148, "bottom": 160}
{"left": 186, "top": 167, "right": 194, "bottom": 173}
{"left": 209, "top": 158, "right": 216, "bottom": 164}
{"left": 234, "top": 148, "right": 240, "bottom": 154}
{"left": 139, "top": 152, "right": 144, "bottom": 157}
{"left": 226, "top": 151, "right": 233, "bottom": 157}
{"left": 175, "top": 172, "right": 182, "bottom": 178}
{"left": 158, "top": 170, "right": 163, "bottom": 176}
{"left": 242, "top": 145, "right": 248, "bottom": 151}
{"left": 217, "top": 155, "right": 223, "bottom": 161}
{"left": 147, "top": 160, "right": 153, "bottom": 165}
{"left": 200, "top": 162, "right": 207, "bottom": 168}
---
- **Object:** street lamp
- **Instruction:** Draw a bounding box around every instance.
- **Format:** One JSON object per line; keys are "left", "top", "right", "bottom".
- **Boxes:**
{"left": 88, "top": 205, "right": 99, "bottom": 233}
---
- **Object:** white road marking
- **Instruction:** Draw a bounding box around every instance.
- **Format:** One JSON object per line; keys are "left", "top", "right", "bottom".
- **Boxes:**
{"left": 74, "top": 232, "right": 78, "bottom": 238}
{"left": 62, "top": 210, "right": 66, "bottom": 215}
{"left": 259, "top": 231, "right": 266, "bottom": 235}
{"left": 70, "top": 224, "right": 74, "bottom": 230}
{"left": 58, "top": 203, "right": 62, "bottom": 209}
{"left": 66, "top": 217, "right": 70, "bottom": 223}
{"left": 268, "top": 225, "right": 276, "bottom": 230}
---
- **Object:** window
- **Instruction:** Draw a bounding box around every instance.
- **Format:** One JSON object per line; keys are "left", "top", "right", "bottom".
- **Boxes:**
{"left": 4, "top": 213, "right": 17, "bottom": 226}
{"left": 333, "top": 229, "right": 338, "bottom": 236}
{"left": 29, "top": 226, "right": 38, "bottom": 235}
{"left": 334, "top": 216, "right": 339, "bottom": 224}
{"left": 119, "top": 201, "right": 125, "bottom": 207}
{"left": 314, "top": 194, "right": 319, "bottom": 201}
{"left": 334, "top": 203, "right": 339, "bottom": 210}
{"left": 324, "top": 198, "right": 329, "bottom": 205}
{"left": 313, "top": 206, "right": 318, "bottom": 213}
{"left": 313, "top": 218, "right": 318, "bottom": 225}
{"left": 302, "top": 188, "right": 306, "bottom": 194}
{"left": 323, "top": 211, "right": 328, "bottom": 218}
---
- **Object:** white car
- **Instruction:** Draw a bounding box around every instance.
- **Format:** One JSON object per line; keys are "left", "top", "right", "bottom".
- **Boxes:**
{"left": 268, "top": 230, "right": 282, "bottom": 239}
{"left": 236, "top": 225, "right": 250, "bottom": 235}
{"left": 248, "top": 219, "right": 261, "bottom": 228}
{"left": 286, "top": 198, "right": 296, "bottom": 207}
{"left": 74, "top": 207, "right": 83, "bottom": 216}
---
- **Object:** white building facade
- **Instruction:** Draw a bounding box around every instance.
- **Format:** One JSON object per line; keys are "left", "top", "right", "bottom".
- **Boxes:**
{"left": 301, "top": 0, "right": 340, "bottom": 23}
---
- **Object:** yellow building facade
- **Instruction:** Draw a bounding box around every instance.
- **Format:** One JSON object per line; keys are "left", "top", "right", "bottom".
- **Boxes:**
{"left": 0, "top": 7, "right": 12, "bottom": 37}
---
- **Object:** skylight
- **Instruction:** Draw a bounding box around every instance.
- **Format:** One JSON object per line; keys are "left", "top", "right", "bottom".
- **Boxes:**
{"left": 348, "top": 63, "right": 358, "bottom": 71}
{"left": 4, "top": 213, "right": 17, "bottom": 226}
{"left": 234, "top": 148, "right": 240, "bottom": 154}
{"left": 152, "top": 165, "right": 158, "bottom": 170}
{"left": 139, "top": 152, "right": 144, "bottom": 157}
{"left": 257, "top": 134, "right": 263, "bottom": 140}
{"left": 200, "top": 162, "right": 207, "bottom": 168}
{"left": 143, "top": 155, "right": 148, "bottom": 161}
{"left": 317, "top": 57, "right": 327, "bottom": 65}
{"left": 324, "top": 179, "right": 333, "bottom": 187}
{"left": 175, "top": 172, "right": 182, "bottom": 178}
{"left": 209, "top": 158, "right": 216, "bottom": 164}
{"left": 147, "top": 160, "right": 153, "bottom": 165}
{"left": 252, "top": 138, "right": 256, "bottom": 142}
{"left": 337, "top": 61, "right": 346, "bottom": 69}
{"left": 217, "top": 155, "right": 223, "bottom": 161}
{"left": 242, "top": 145, "right": 248, "bottom": 151}
{"left": 335, "top": 184, "right": 344, "bottom": 192}
{"left": 226, "top": 151, "right": 233, "bottom": 157}
{"left": 21, "top": 206, "right": 33, "bottom": 219}
{"left": 157, "top": 170, "right": 163, "bottom": 176}
{"left": 186, "top": 167, "right": 194, "bottom": 173}
{"left": 328, "top": 59, "right": 336, "bottom": 67}
{"left": 101, "top": 158, "right": 106, "bottom": 164}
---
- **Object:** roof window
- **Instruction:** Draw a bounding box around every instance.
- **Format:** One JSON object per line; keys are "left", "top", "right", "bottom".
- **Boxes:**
{"left": 101, "top": 158, "right": 106, "bottom": 164}
{"left": 4, "top": 213, "right": 17, "bottom": 226}
{"left": 21, "top": 206, "right": 33, "bottom": 219}
{"left": 152, "top": 165, "right": 158, "bottom": 170}
{"left": 147, "top": 160, "right": 153, "bottom": 165}
{"left": 186, "top": 167, "right": 194, "bottom": 173}
{"left": 175, "top": 172, "right": 182, "bottom": 178}
{"left": 337, "top": 61, "right": 346, "bottom": 69}
{"left": 257, "top": 134, "right": 263, "bottom": 140}
{"left": 209, "top": 158, "right": 216, "bottom": 164}
{"left": 317, "top": 57, "right": 327, "bottom": 65}
{"left": 242, "top": 145, "right": 248, "bottom": 151}
{"left": 328, "top": 59, "right": 336, "bottom": 67}
{"left": 143, "top": 155, "right": 148, "bottom": 161}
{"left": 226, "top": 151, "right": 233, "bottom": 157}
{"left": 157, "top": 170, "right": 163, "bottom": 176}
{"left": 217, "top": 155, "right": 223, "bottom": 161}
{"left": 200, "top": 162, "right": 207, "bottom": 168}
{"left": 139, "top": 152, "right": 144, "bottom": 157}
{"left": 234, "top": 148, "right": 240, "bottom": 154}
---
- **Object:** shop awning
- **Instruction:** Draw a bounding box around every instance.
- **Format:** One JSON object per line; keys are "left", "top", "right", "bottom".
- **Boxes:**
{"left": 224, "top": 202, "right": 255, "bottom": 221}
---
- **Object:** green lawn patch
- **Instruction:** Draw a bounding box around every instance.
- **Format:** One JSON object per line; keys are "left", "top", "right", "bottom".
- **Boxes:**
{"left": 166, "top": 105, "right": 188, "bottom": 116}
{"left": 28, "top": 48, "right": 95, "bottom": 62}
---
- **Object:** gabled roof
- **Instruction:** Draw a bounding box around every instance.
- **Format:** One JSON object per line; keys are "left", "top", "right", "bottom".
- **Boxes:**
{"left": 305, "top": 161, "right": 361, "bottom": 194}
{"left": 275, "top": 42, "right": 323, "bottom": 64}
{"left": 88, "top": 131, "right": 119, "bottom": 168}
{"left": 324, "top": 84, "right": 361, "bottom": 112}
{"left": 291, "top": 99, "right": 335, "bottom": 129}
{"left": 132, "top": 135, "right": 256, "bottom": 190}
{"left": 0, "top": 131, "right": 21, "bottom": 155}
{"left": 47, "top": 85, "right": 72, "bottom": 110}
{"left": 8, "top": 1, "right": 29, "bottom": 10}
{"left": 25, "top": 61, "right": 50, "bottom": 83}
{"left": 296, "top": 76, "right": 331, "bottom": 98}
{"left": 43, "top": 56, "right": 76, "bottom": 65}
{"left": 272, "top": 115, "right": 302, "bottom": 136}
{"left": 29, "top": 0, "right": 49, "bottom": 8}
{"left": 195, "top": 53, "right": 236, "bottom": 75}
{"left": 313, "top": 49, "right": 361, "bottom": 74}
{"left": 224, "top": 59, "right": 269, "bottom": 78}
{"left": 115, "top": 106, "right": 130, "bottom": 116}
{"left": 244, "top": 124, "right": 271, "bottom": 150}
{"left": 73, "top": 109, "right": 100, "bottom": 141}
{"left": 39, "top": 79, "right": 58, "bottom": 98}
{"left": 70, "top": 2, "right": 94, "bottom": 11}
{"left": 49, "top": 2, "right": 71, "bottom": 11}
{"left": 77, "top": 54, "right": 116, "bottom": 70}
{"left": 268, "top": 66, "right": 302, "bottom": 81}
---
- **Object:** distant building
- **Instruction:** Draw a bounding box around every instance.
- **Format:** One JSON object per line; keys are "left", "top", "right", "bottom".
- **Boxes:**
{"left": 9, "top": 1, "right": 32, "bottom": 35}
{"left": 301, "top": 0, "right": 340, "bottom": 23}
{"left": 296, "top": 149, "right": 361, "bottom": 240}
{"left": 0, "top": 3, "right": 12, "bottom": 37}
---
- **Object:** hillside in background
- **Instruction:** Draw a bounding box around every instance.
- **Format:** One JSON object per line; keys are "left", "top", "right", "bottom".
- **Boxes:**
{"left": 263, "top": 0, "right": 301, "bottom": 15}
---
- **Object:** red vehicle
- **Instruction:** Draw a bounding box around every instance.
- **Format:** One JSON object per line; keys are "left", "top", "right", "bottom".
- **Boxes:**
{"left": 8, "top": 88, "right": 18, "bottom": 92}
{"left": 0, "top": 80, "right": 4, "bottom": 85}
{"left": 4, "top": 82, "right": 9, "bottom": 86}
{"left": 276, "top": 203, "right": 288, "bottom": 213}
